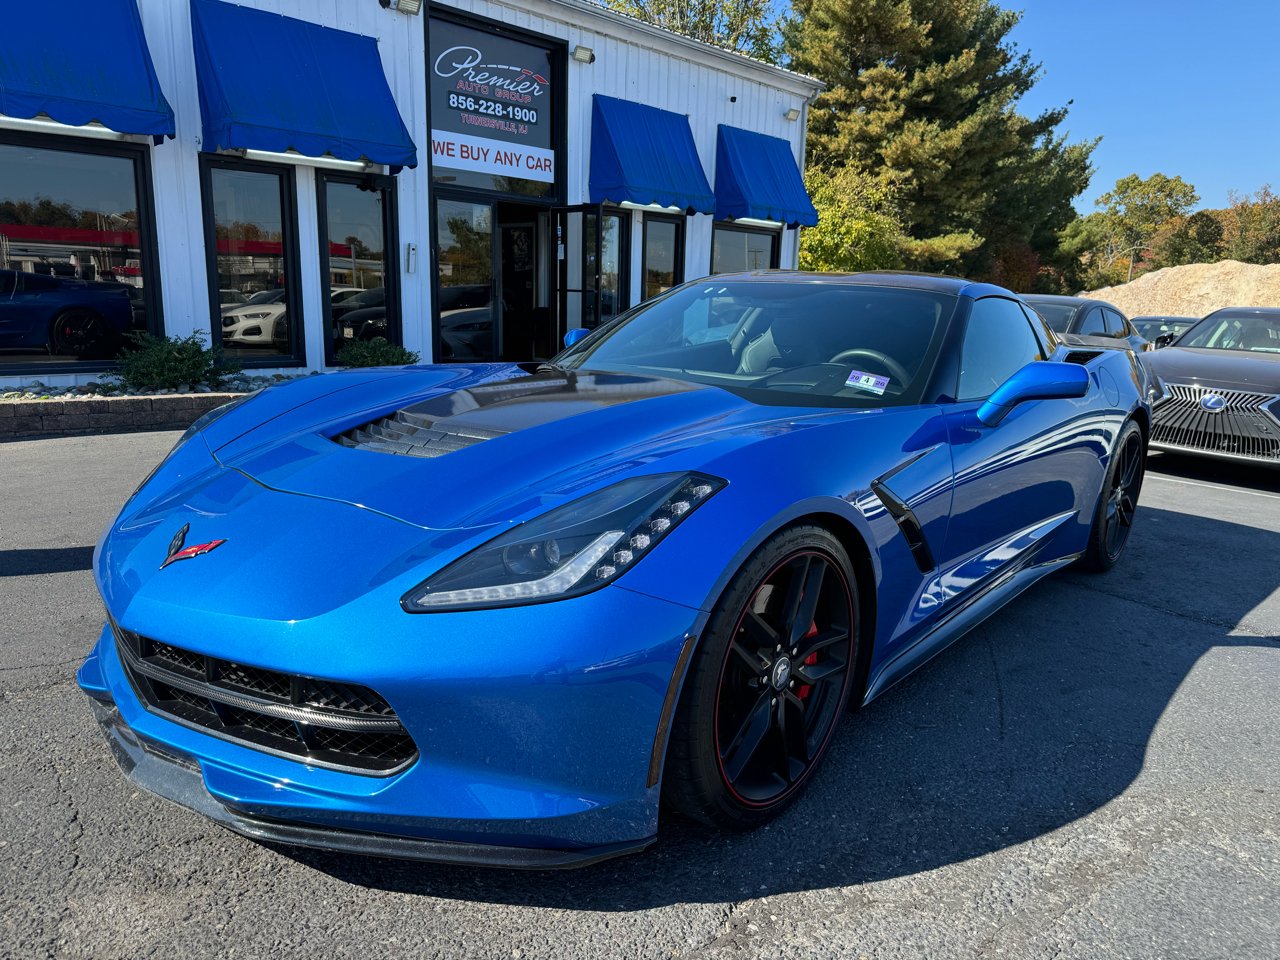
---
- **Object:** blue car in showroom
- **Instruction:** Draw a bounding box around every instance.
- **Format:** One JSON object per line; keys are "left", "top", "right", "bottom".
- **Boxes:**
{"left": 79, "top": 272, "right": 1155, "bottom": 867}
{"left": 0, "top": 268, "right": 135, "bottom": 358}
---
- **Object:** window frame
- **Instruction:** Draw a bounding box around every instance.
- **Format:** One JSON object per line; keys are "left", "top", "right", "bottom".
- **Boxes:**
{"left": 641, "top": 213, "right": 685, "bottom": 302}
{"left": 199, "top": 153, "right": 305, "bottom": 368}
{"left": 0, "top": 129, "right": 164, "bottom": 377}
{"left": 956, "top": 295, "right": 1047, "bottom": 402}
{"left": 316, "top": 171, "right": 401, "bottom": 367}
{"left": 709, "top": 222, "right": 781, "bottom": 275}
{"left": 590, "top": 207, "right": 631, "bottom": 325}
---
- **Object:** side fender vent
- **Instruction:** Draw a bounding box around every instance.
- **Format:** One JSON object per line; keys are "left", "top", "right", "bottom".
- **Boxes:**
{"left": 1064, "top": 350, "right": 1102, "bottom": 366}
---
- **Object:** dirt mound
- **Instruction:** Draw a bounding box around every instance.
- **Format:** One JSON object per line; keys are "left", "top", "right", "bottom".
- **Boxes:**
{"left": 1085, "top": 260, "right": 1280, "bottom": 318}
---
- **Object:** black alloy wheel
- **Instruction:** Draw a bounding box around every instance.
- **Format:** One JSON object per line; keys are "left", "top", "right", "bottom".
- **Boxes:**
{"left": 1081, "top": 419, "right": 1146, "bottom": 572}
{"left": 50, "top": 309, "right": 109, "bottom": 358}
{"left": 664, "top": 525, "right": 859, "bottom": 829}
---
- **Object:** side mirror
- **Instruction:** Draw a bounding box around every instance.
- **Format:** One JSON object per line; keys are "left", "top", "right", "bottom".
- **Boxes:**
{"left": 563, "top": 327, "right": 590, "bottom": 348}
{"left": 976, "top": 361, "right": 1090, "bottom": 427}
{"left": 1154, "top": 333, "right": 1175, "bottom": 349}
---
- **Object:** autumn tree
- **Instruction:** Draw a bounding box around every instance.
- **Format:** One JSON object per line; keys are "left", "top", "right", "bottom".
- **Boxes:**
{"left": 1095, "top": 173, "right": 1199, "bottom": 252}
{"left": 1221, "top": 185, "right": 1280, "bottom": 264}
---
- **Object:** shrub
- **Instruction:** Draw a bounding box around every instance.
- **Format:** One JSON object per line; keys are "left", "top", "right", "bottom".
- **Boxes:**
{"left": 115, "top": 331, "right": 239, "bottom": 392}
{"left": 335, "top": 338, "right": 420, "bottom": 368}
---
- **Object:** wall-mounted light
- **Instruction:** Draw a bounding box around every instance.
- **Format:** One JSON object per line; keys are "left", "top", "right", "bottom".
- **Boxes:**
{"left": 572, "top": 45, "right": 596, "bottom": 64}
{"left": 378, "top": 0, "right": 422, "bottom": 14}
{"left": 784, "top": 107, "right": 802, "bottom": 122}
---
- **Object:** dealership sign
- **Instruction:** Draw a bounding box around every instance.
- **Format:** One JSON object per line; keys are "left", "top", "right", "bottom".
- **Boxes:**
{"left": 429, "top": 19, "right": 556, "bottom": 187}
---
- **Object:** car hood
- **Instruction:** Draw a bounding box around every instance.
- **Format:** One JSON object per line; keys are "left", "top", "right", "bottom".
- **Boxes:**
{"left": 210, "top": 367, "right": 807, "bottom": 530}
{"left": 1146, "top": 347, "right": 1280, "bottom": 391}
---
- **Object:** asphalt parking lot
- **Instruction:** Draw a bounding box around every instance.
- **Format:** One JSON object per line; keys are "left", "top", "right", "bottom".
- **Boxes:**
{"left": 1, "top": 431, "right": 1276, "bottom": 960}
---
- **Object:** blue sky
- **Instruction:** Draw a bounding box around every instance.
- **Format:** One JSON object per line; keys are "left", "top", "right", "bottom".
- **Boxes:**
{"left": 1009, "top": 1, "right": 1279, "bottom": 213}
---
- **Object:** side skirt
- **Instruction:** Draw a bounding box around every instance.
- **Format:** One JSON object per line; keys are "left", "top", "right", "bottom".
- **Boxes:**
{"left": 861, "top": 548, "right": 1082, "bottom": 705}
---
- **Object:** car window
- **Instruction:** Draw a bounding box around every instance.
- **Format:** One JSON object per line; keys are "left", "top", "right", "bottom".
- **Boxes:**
{"left": 556, "top": 280, "right": 956, "bottom": 408}
{"left": 1019, "top": 303, "right": 1055, "bottom": 354}
{"left": 1103, "top": 308, "right": 1127, "bottom": 337}
{"left": 1076, "top": 306, "right": 1107, "bottom": 336}
{"left": 958, "top": 297, "right": 1045, "bottom": 401}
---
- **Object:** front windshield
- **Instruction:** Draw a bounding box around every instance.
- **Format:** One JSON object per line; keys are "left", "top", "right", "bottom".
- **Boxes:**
{"left": 1024, "top": 301, "right": 1076, "bottom": 333}
{"left": 556, "top": 280, "right": 957, "bottom": 406}
{"left": 1178, "top": 312, "right": 1280, "bottom": 353}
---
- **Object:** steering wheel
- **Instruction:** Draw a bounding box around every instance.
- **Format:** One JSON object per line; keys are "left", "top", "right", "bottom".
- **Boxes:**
{"left": 828, "top": 348, "right": 911, "bottom": 386}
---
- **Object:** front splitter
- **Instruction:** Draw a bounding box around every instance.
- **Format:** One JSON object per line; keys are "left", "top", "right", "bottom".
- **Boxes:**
{"left": 86, "top": 696, "right": 655, "bottom": 870}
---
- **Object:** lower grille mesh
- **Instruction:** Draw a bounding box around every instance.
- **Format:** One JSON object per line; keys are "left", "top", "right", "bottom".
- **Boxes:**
{"left": 113, "top": 625, "right": 417, "bottom": 774}
{"left": 1151, "top": 383, "right": 1280, "bottom": 462}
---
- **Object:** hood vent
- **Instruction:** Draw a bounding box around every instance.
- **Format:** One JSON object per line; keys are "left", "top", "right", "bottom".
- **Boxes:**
{"left": 1063, "top": 349, "right": 1102, "bottom": 365}
{"left": 334, "top": 409, "right": 502, "bottom": 458}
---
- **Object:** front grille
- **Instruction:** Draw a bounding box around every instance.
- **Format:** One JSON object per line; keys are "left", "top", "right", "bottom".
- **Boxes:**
{"left": 113, "top": 626, "right": 417, "bottom": 774}
{"left": 1151, "top": 383, "right": 1280, "bottom": 462}
{"left": 334, "top": 409, "right": 500, "bottom": 458}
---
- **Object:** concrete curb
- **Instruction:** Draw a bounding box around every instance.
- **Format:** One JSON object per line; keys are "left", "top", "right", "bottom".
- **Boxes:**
{"left": 0, "top": 393, "right": 243, "bottom": 440}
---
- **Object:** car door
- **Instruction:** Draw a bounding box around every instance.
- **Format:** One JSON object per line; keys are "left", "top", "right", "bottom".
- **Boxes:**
{"left": 938, "top": 296, "right": 1097, "bottom": 605}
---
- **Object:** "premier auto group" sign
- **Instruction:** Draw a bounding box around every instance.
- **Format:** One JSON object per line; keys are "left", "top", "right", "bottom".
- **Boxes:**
{"left": 429, "top": 19, "right": 556, "bottom": 187}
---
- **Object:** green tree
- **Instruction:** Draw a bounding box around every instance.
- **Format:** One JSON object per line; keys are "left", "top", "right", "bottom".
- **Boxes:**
{"left": 783, "top": 0, "right": 1095, "bottom": 276}
{"left": 601, "top": 0, "right": 779, "bottom": 60}
{"left": 1095, "top": 173, "right": 1199, "bottom": 251}
{"left": 798, "top": 165, "right": 906, "bottom": 271}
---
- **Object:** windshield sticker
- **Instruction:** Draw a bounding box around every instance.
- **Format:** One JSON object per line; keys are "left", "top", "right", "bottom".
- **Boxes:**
{"left": 845, "top": 370, "right": 890, "bottom": 395}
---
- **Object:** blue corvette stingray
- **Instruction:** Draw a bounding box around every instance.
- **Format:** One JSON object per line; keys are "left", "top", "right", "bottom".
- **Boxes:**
{"left": 80, "top": 272, "right": 1156, "bottom": 868}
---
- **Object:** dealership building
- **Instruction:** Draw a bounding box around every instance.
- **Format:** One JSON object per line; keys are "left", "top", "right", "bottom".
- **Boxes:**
{"left": 0, "top": 0, "right": 820, "bottom": 386}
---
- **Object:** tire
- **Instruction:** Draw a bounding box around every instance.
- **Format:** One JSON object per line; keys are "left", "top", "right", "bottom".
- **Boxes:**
{"left": 1079, "top": 419, "right": 1146, "bottom": 572}
{"left": 663, "top": 524, "right": 860, "bottom": 830}
{"left": 49, "top": 309, "right": 110, "bottom": 358}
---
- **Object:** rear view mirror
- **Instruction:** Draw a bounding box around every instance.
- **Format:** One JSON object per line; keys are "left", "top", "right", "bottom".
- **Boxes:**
{"left": 977, "top": 361, "right": 1090, "bottom": 427}
{"left": 563, "top": 327, "right": 590, "bottom": 348}
{"left": 1154, "top": 333, "right": 1176, "bottom": 349}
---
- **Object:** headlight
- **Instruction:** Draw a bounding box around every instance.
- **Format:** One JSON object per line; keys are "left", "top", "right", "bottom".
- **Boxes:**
{"left": 402, "top": 472, "right": 725, "bottom": 612}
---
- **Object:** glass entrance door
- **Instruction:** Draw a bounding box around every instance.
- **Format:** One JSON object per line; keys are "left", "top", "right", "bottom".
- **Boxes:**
{"left": 435, "top": 198, "right": 494, "bottom": 361}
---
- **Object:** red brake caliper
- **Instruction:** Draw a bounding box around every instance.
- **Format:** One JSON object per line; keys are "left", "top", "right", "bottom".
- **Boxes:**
{"left": 798, "top": 622, "right": 818, "bottom": 699}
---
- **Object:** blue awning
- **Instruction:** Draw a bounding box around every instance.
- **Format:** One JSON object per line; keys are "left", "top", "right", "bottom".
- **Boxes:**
{"left": 0, "top": 0, "right": 174, "bottom": 140}
{"left": 589, "top": 95, "right": 714, "bottom": 215}
{"left": 715, "top": 126, "right": 818, "bottom": 228}
{"left": 191, "top": 0, "right": 417, "bottom": 169}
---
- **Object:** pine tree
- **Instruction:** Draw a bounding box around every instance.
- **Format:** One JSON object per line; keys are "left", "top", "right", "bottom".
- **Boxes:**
{"left": 785, "top": 0, "right": 1094, "bottom": 279}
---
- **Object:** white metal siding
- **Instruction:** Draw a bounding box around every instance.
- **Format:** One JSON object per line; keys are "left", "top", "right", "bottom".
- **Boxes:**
{"left": 0, "top": 0, "right": 815, "bottom": 386}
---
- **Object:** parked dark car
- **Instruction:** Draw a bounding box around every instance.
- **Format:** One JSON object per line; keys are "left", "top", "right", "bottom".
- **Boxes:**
{"left": 1145, "top": 306, "right": 1280, "bottom": 466}
{"left": 0, "top": 268, "right": 134, "bottom": 358}
{"left": 1131, "top": 315, "right": 1197, "bottom": 344}
{"left": 1021, "top": 294, "right": 1149, "bottom": 353}
{"left": 331, "top": 286, "right": 384, "bottom": 326}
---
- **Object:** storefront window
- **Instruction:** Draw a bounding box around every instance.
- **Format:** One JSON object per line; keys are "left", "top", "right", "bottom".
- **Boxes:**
{"left": 0, "top": 136, "right": 157, "bottom": 369}
{"left": 320, "top": 175, "right": 397, "bottom": 364}
{"left": 642, "top": 216, "right": 684, "bottom": 301}
{"left": 436, "top": 198, "right": 493, "bottom": 361}
{"left": 712, "top": 225, "right": 780, "bottom": 274}
{"left": 202, "top": 158, "right": 301, "bottom": 365}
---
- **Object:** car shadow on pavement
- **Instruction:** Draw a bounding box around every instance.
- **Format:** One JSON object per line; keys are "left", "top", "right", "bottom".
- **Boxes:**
{"left": 0, "top": 545, "right": 95, "bottom": 577}
{"left": 281, "top": 504, "right": 1278, "bottom": 909}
